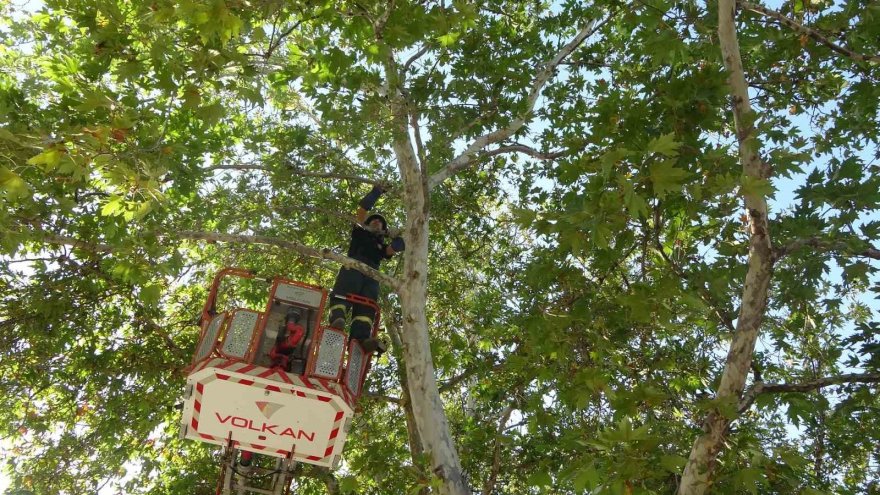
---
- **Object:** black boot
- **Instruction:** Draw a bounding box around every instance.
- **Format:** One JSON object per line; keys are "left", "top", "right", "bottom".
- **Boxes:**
{"left": 360, "top": 337, "right": 387, "bottom": 355}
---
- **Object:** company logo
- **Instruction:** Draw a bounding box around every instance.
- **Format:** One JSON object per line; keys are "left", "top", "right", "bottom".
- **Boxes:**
{"left": 214, "top": 413, "right": 316, "bottom": 442}
{"left": 255, "top": 401, "right": 284, "bottom": 419}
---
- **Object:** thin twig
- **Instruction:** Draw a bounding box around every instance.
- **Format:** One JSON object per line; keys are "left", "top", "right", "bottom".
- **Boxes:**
{"left": 739, "top": 1, "right": 880, "bottom": 64}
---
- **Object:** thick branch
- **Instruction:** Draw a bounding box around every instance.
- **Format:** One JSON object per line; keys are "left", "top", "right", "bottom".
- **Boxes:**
{"left": 363, "top": 392, "right": 402, "bottom": 404}
{"left": 285, "top": 164, "right": 382, "bottom": 186}
{"left": 428, "top": 19, "right": 601, "bottom": 189}
{"left": 772, "top": 237, "right": 880, "bottom": 263}
{"left": 31, "top": 228, "right": 402, "bottom": 291}
{"left": 178, "top": 231, "right": 403, "bottom": 291}
{"left": 205, "top": 164, "right": 268, "bottom": 172}
{"left": 482, "top": 404, "right": 515, "bottom": 495}
{"left": 206, "top": 162, "right": 383, "bottom": 187}
{"left": 740, "top": 1, "right": 880, "bottom": 64}
{"left": 739, "top": 372, "right": 880, "bottom": 412}
{"left": 483, "top": 144, "right": 569, "bottom": 161}
{"left": 402, "top": 43, "right": 432, "bottom": 74}
{"left": 439, "top": 362, "right": 503, "bottom": 393}
{"left": 373, "top": 0, "right": 395, "bottom": 38}
{"left": 28, "top": 231, "right": 113, "bottom": 253}
{"left": 678, "top": 0, "right": 773, "bottom": 492}
{"left": 411, "top": 112, "right": 428, "bottom": 170}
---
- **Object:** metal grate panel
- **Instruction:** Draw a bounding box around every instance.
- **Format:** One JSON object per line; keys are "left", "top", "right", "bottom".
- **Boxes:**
{"left": 347, "top": 342, "right": 365, "bottom": 396}
{"left": 274, "top": 283, "right": 322, "bottom": 308}
{"left": 196, "top": 314, "right": 225, "bottom": 362}
{"left": 222, "top": 310, "right": 259, "bottom": 358}
{"left": 313, "top": 329, "right": 345, "bottom": 378}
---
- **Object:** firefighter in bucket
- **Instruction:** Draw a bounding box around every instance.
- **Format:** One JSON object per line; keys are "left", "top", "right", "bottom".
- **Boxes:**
{"left": 327, "top": 183, "right": 404, "bottom": 354}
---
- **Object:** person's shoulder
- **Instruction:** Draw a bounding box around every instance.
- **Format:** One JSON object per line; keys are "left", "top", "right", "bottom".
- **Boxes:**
{"left": 351, "top": 225, "right": 371, "bottom": 240}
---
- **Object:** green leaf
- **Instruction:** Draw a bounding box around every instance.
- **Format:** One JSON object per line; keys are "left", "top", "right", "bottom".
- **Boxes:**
{"left": 646, "top": 133, "right": 681, "bottom": 157}
{"left": 438, "top": 32, "right": 461, "bottom": 46}
{"left": 733, "top": 467, "right": 767, "bottom": 495}
{"left": 843, "top": 261, "right": 871, "bottom": 285}
{"left": 624, "top": 187, "right": 649, "bottom": 219}
{"left": 101, "top": 196, "right": 125, "bottom": 217}
{"left": 572, "top": 465, "right": 600, "bottom": 491}
{"left": 338, "top": 475, "right": 358, "bottom": 494}
{"left": 527, "top": 471, "right": 552, "bottom": 488}
{"left": 0, "top": 127, "right": 20, "bottom": 143}
{"left": 740, "top": 175, "right": 776, "bottom": 198}
{"left": 27, "top": 149, "right": 63, "bottom": 169}
{"left": 0, "top": 166, "right": 31, "bottom": 200}
{"left": 140, "top": 284, "right": 162, "bottom": 306}
{"left": 649, "top": 159, "right": 689, "bottom": 199}
{"left": 76, "top": 90, "right": 115, "bottom": 112}
{"left": 659, "top": 454, "right": 688, "bottom": 473}
{"left": 196, "top": 103, "right": 226, "bottom": 126}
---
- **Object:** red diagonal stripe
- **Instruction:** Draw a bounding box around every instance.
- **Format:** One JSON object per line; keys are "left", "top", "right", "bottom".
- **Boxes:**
{"left": 301, "top": 376, "right": 314, "bottom": 389}
{"left": 266, "top": 385, "right": 281, "bottom": 392}
{"left": 324, "top": 446, "right": 334, "bottom": 457}
{"left": 276, "top": 370, "right": 293, "bottom": 384}
{"left": 238, "top": 364, "right": 256, "bottom": 374}
{"left": 238, "top": 379, "right": 254, "bottom": 386}
{"left": 194, "top": 400, "right": 201, "bottom": 413}
{"left": 307, "top": 455, "right": 321, "bottom": 461}
{"left": 329, "top": 428, "right": 339, "bottom": 440}
{"left": 317, "top": 396, "right": 331, "bottom": 402}
{"left": 334, "top": 411, "right": 344, "bottom": 422}
{"left": 191, "top": 418, "right": 199, "bottom": 429}
{"left": 217, "top": 373, "right": 230, "bottom": 380}
{"left": 196, "top": 383, "right": 204, "bottom": 394}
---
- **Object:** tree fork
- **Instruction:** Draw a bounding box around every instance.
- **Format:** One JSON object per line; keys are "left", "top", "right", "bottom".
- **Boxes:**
{"left": 385, "top": 52, "right": 470, "bottom": 495}
{"left": 678, "top": 0, "right": 773, "bottom": 493}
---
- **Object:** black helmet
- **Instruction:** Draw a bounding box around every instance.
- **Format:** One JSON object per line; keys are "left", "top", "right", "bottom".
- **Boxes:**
{"left": 365, "top": 213, "right": 387, "bottom": 231}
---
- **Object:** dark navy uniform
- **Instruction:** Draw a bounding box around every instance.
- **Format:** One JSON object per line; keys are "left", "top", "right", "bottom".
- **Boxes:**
{"left": 329, "top": 224, "right": 391, "bottom": 340}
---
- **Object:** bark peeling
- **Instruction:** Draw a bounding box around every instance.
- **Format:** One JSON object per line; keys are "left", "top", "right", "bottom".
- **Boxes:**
{"left": 678, "top": 0, "right": 774, "bottom": 493}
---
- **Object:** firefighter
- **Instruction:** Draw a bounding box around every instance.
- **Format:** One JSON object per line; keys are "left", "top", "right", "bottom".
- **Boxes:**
{"left": 328, "top": 183, "right": 404, "bottom": 353}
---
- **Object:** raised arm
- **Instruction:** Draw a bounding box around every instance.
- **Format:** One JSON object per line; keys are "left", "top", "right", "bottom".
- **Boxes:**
{"left": 356, "top": 184, "right": 385, "bottom": 223}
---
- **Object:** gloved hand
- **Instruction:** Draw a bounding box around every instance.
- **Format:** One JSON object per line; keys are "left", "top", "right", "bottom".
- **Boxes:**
{"left": 358, "top": 184, "right": 385, "bottom": 211}
{"left": 390, "top": 236, "right": 405, "bottom": 252}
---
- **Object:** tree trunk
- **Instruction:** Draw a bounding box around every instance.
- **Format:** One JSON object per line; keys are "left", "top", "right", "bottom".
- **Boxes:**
{"left": 678, "top": 0, "right": 773, "bottom": 493}
{"left": 389, "top": 323, "right": 430, "bottom": 494}
{"left": 386, "top": 61, "right": 469, "bottom": 495}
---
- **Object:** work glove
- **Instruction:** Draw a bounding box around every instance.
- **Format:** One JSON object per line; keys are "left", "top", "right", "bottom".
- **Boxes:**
{"left": 358, "top": 183, "right": 385, "bottom": 211}
{"left": 390, "top": 236, "right": 405, "bottom": 252}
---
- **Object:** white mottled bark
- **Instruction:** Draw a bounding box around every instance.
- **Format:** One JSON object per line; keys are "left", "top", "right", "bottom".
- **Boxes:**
{"left": 377, "top": 18, "right": 602, "bottom": 495}
{"left": 386, "top": 60, "right": 469, "bottom": 495}
{"left": 678, "top": 1, "right": 773, "bottom": 493}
